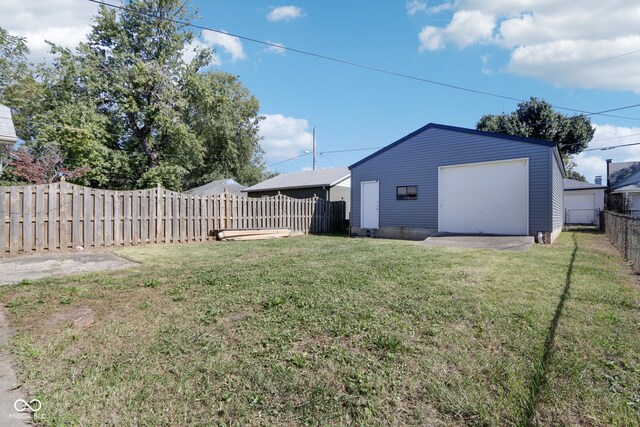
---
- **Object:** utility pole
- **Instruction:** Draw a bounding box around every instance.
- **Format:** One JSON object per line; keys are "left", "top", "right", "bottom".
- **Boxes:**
{"left": 312, "top": 126, "right": 317, "bottom": 170}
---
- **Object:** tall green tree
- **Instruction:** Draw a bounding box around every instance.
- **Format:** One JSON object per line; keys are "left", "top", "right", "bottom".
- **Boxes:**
{"left": 184, "top": 70, "right": 265, "bottom": 187}
{"left": 477, "top": 97, "right": 595, "bottom": 181}
{"left": 1, "top": 0, "right": 268, "bottom": 190}
{"left": 0, "top": 27, "right": 29, "bottom": 100}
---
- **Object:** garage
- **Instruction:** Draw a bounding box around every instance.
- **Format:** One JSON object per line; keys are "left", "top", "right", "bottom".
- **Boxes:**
{"left": 350, "top": 123, "right": 564, "bottom": 243}
{"left": 438, "top": 158, "right": 529, "bottom": 235}
{"left": 563, "top": 178, "right": 605, "bottom": 225}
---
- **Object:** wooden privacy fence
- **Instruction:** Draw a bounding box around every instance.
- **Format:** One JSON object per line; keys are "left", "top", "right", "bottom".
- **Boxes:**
{"left": 0, "top": 182, "right": 346, "bottom": 256}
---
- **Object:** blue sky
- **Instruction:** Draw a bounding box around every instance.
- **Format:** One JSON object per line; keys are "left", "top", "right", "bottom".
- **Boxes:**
{"left": 2, "top": 0, "right": 640, "bottom": 182}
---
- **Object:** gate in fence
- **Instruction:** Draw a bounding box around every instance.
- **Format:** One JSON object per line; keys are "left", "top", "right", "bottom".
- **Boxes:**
{"left": 0, "top": 182, "right": 346, "bottom": 256}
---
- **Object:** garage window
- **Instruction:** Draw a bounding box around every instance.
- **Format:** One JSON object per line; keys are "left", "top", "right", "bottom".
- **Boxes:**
{"left": 397, "top": 186, "right": 417, "bottom": 200}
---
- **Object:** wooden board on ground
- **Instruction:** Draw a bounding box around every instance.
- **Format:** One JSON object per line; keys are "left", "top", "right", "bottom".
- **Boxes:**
{"left": 216, "top": 228, "right": 291, "bottom": 240}
{"left": 222, "top": 232, "right": 291, "bottom": 241}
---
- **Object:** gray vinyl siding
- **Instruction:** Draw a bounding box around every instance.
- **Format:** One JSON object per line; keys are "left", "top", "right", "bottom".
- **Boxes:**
{"left": 350, "top": 127, "right": 555, "bottom": 235}
{"left": 551, "top": 151, "right": 564, "bottom": 231}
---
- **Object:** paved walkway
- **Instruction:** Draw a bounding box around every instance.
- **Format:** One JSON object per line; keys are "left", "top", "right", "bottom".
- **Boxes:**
{"left": 421, "top": 234, "right": 535, "bottom": 251}
{"left": 0, "top": 252, "right": 137, "bottom": 285}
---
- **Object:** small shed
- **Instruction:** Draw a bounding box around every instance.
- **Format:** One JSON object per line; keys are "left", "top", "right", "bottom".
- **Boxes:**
{"left": 185, "top": 178, "right": 246, "bottom": 196}
{"left": 349, "top": 123, "right": 565, "bottom": 243}
{"left": 243, "top": 167, "right": 350, "bottom": 217}
{"left": 563, "top": 178, "right": 605, "bottom": 225}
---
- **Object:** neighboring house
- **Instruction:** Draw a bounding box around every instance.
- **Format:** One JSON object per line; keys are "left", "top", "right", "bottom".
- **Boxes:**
{"left": 243, "top": 167, "right": 351, "bottom": 218}
{"left": 185, "top": 178, "right": 246, "bottom": 196}
{"left": 563, "top": 178, "right": 605, "bottom": 225}
{"left": 349, "top": 123, "right": 565, "bottom": 243}
{"left": 0, "top": 104, "right": 17, "bottom": 175}
{"left": 0, "top": 104, "right": 17, "bottom": 146}
{"left": 607, "top": 161, "right": 640, "bottom": 217}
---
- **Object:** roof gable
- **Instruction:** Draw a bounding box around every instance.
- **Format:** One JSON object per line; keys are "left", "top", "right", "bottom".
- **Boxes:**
{"left": 608, "top": 161, "right": 640, "bottom": 190}
{"left": 244, "top": 167, "right": 350, "bottom": 192}
{"left": 349, "top": 123, "right": 558, "bottom": 170}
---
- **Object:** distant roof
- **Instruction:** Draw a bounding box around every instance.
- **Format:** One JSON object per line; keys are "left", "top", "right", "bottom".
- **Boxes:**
{"left": 612, "top": 184, "right": 640, "bottom": 193}
{"left": 563, "top": 178, "right": 606, "bottom": 191}
{"left": 185, "top": 178, "right": 245, "bottom": 196}
{"left": 244, "top": 167, "right": 350, "bottom": 192}
{"left": 0, "top": 104, "right": 17, "bottom": 145}
{"left": 350, "top": 123, "right": 559, "bottom": 170}
{"left": 608, "top": 161, "right": 640, "bottom": 191}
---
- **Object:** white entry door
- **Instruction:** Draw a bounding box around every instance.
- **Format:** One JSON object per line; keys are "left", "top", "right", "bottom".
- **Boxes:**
{"left": 438, "top": 158, "right": 529, "bottom": 235}
{"left": 361, "top": 181, "right": 379, "bottom": 229}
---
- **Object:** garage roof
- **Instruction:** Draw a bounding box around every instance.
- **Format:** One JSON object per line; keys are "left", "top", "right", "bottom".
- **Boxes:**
{"left": 563, "top": 178, "right": 606, "bottom": 191}
{"left": 350, "top": 123, "right": 558, "bottom": 169}
{"left": 243, "top": 167, "right": 350, "bottom": 192}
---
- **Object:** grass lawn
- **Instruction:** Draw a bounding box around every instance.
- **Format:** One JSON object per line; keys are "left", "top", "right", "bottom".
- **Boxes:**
{"left": 1, "top": 231, "right": 639, "bottom": 426}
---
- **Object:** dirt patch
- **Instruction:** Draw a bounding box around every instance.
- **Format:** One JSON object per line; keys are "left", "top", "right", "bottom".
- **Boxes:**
{"left": 0, "top": 252, "right": 138, "bottom": 285}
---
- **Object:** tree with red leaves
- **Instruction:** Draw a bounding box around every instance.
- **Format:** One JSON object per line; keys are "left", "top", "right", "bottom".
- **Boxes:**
{"left": 9, "top": 144, "right": 88, "bottom": 184}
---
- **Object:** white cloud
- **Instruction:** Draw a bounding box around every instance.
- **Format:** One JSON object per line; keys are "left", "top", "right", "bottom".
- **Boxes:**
{"left": 0, "top": 0, "right": 99, "bottom": 61}
{"left": 480, "top": 54, "right": 492, "bottom": 75}
{"left": 419, "top": 10, "right": 495, "bottom": 51}
{"left": 406, "top": 1, "right": 428, "bottom": 16}
{"left": 266, "top": 41, "right": 287, "bottom": 55}
{"left": 406, "top": 1, "right": 453, "bottom": 16}
{"left": 259, "top": 114, "right": 313, "bottom": 161}
{"left": 202, "top": 31, "right": 246, "bottom": 62}
{"left": 415, "top": 0, "right": 640, "bottom": 92}
{"left": 418, "top": 26, "right": 445, "bottom": 51}
{"left": 266, "top": 6, "right": 305, "bottom": 22}
{"left": 574, "top": 123, "right": 640, "bottom": 182}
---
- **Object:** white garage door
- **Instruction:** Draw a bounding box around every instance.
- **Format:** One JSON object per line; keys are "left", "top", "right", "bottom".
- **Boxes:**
{"left": 564, "top": 193, "right": 596, "bottom": 224}
{"left": 439, "top": 158, "right": 529, "bottom": 235}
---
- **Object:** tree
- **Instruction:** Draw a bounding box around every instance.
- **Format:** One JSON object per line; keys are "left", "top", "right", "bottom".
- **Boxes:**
{"left": 1, "top": 1, "right": 269, "bottom": 191}
{"left": 477, "top": 97, "right": 595, "bottom": 182}
{"left": 477, "top": 97, "right": 595, "bottom": 156}
{"left": 9, "top": 143, "right": 89, "bottom": 184}
{"left": 184, "top": 71, "right": 266, "bottom": 187}
{"left": 75, "top": 1, "right": 207, "bottom": 190}
{"left": 0, "top": 27, "right": 29, "bottom": 100}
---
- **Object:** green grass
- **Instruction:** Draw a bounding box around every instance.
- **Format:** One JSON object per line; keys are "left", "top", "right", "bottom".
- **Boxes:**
{"left": 1, "top": 231, "right": 638, "bottom": 426}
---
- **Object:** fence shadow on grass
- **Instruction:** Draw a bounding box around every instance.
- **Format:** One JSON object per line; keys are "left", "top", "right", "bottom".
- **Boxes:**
{"left": 522, "top": 233, "right": 578, "bottom": 426}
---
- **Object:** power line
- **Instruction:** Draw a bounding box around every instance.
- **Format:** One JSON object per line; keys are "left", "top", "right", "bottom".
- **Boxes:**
{"left": 320, "top": 146, "right": 384, "bottom": 155}
{"left": 583, "top": 141, "right": 640, "bottom": 151}
{"left": 545, "top": 48, "right": 640, "bottom": 77}
{"left": 88, "top": 0, "right": 640, "bottom": 123}
{"left": 266, "top": 152, "right": 310, "bottom": 168}
{"left": 591, "top": 132, "right": 640, "bottom": 142}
